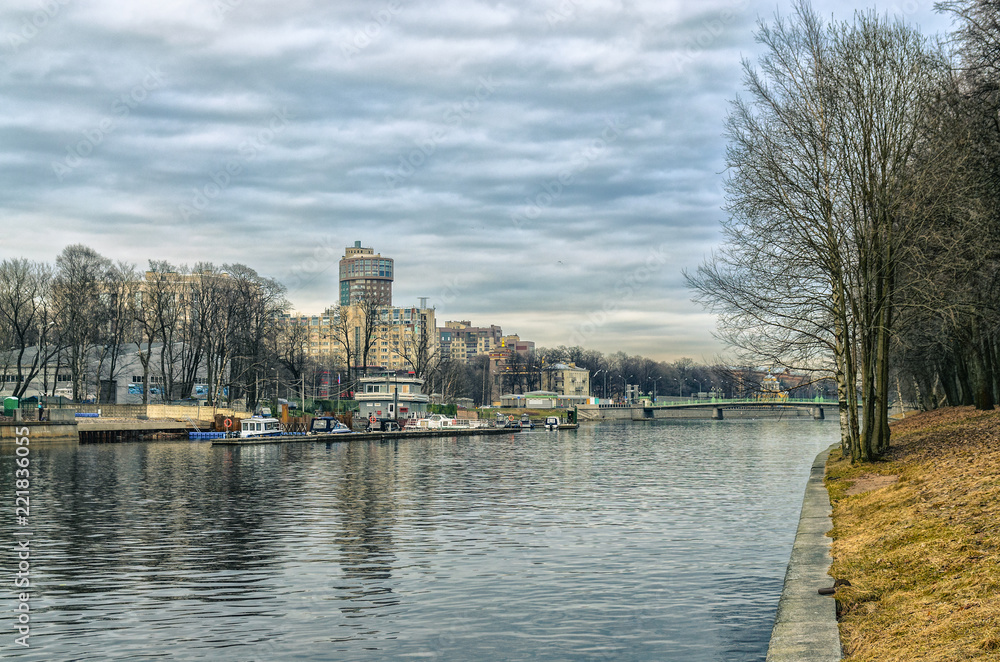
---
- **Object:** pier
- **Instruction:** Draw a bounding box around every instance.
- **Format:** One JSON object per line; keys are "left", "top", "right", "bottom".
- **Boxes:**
{"left": 211, "top": 426, "right": 522, "bottom": 445}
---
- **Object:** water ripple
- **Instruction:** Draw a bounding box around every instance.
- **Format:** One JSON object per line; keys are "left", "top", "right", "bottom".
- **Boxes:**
{"left": 0, "top": 419, "right": 836, "bottom": 661}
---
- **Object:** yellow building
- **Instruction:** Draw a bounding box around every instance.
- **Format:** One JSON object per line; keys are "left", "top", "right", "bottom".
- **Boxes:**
{"left": 281, "top": 304, "right": 437, "bottom": 374}
{"left": 541, "top": 362, "right": 591, "bottom": 397}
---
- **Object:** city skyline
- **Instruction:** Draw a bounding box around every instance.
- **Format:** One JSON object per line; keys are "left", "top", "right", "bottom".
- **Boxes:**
{"left": 0, "top": 1, "right": 955, "bottom": 361}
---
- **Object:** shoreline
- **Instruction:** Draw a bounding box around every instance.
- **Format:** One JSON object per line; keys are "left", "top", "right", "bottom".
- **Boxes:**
{"left": 765, "top": 444, "right": 843, "bottom": 661}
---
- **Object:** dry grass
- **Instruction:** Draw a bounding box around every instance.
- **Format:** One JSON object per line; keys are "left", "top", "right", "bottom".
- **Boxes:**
{"left": 825, "top": 406, "right": 1000, "bottom": 661}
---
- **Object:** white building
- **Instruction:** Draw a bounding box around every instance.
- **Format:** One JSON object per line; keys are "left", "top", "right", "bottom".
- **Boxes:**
{"left": 355, "top": 372, "right": 430, "bottom": 420}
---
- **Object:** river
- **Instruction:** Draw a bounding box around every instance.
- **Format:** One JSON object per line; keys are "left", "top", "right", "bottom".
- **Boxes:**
{"left": 1, "top": 418, "right": 838, "bottom": 661}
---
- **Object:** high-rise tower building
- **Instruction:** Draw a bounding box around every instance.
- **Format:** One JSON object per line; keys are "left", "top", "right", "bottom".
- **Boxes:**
{"left": 339, "top": 241, "right": 393, "bottom": 305}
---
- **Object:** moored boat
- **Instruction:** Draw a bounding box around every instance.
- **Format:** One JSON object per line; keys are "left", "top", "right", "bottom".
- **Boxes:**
{"left": 310, "top": 416, "right": 352, "bottom": 434}
{"left": 239, "top": 416, "right": 284, "bottom": 438}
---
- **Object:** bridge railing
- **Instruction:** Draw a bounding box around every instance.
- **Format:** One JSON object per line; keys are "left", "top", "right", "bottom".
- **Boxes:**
{"left": 642, "top": 398, "right": 838, "bottom": 408}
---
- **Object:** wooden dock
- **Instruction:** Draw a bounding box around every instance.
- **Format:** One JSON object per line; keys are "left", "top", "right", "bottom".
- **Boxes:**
{"left": 211, "top": 426, "right": 522, "bottom": 446}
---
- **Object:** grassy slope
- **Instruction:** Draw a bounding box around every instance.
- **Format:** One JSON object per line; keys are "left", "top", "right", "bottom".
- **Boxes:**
{"left": 825, "top": 406, "right": 1000, "bottom": 661}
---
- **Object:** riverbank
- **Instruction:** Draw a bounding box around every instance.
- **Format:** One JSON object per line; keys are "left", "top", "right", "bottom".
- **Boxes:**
{"left": 825, "top": 406, "right": 1000, "bottom": 660}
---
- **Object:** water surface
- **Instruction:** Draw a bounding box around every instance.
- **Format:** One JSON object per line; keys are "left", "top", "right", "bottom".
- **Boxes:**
{"left": 1, "top": 419, "right": 837, "bottom": 661}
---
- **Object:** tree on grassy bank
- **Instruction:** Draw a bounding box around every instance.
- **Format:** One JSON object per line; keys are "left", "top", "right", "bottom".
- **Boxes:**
{"left": 689, "top": 1, "right": 946, "bottom": 462}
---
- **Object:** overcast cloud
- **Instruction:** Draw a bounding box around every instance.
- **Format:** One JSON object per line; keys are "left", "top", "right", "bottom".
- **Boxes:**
{"left": 0, "top": 0, "right": 954, "bottom": 360}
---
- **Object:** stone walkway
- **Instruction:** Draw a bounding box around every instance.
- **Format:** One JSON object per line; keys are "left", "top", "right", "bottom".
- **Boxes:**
{"left": 766, "top": 444, "right": 843, "bottom": 661}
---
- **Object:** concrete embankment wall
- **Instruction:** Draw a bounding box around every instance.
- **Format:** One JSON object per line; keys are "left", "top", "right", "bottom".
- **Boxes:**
{"left": 766, "top": 444, "right": 842, "bottom": 661}
{"left": 62, "top": 403, "right": 244, "bottom": 420}
{"left": 0, "top": 421, "right": 78, "bottom": 443}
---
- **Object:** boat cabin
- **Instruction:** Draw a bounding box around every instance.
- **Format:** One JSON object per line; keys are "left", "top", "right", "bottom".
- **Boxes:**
{"left": 240, "top": 417, "right": 283, "bottom": 438}
{"left": 310, "top": 416, "right": 350, "bottom": 434}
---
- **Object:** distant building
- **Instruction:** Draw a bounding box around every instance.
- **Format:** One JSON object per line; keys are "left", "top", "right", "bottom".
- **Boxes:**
{"left": 541, "top": 363, "right": 590, "bottom": 398}
{"left": 281, "top": 303, "right": 437, "bottom": 376}
{"left": 371, "top": 304, "right": 437, "bottom": 372}
{"left": 339, "top": 241, "right": 393, "bottom": 305}
{"left": 437, "top": 320, "right": 503, "bottom": 364}
{"left": 355, "top": 372, "right": 429, "bottom": 420}
{"left": 282, "top": 307, "right": 337, "bottom": 359}
{"left": 487, "top": 335, "right": 539, "bottom": 398}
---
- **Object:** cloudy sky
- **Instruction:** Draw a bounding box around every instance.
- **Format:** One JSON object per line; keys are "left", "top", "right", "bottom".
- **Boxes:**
{"left": 0, "top": 0, "right": 955, "bottom": 361}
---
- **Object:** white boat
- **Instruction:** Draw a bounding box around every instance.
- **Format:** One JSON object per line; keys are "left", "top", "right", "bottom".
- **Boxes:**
{"left": 240, "top": 416, "right": 284, "bottom": 438}
{"left": 544, "top": 416, "right": 560, "bottom": 430}
{"left": 406, "top": 414, "right": 490, "bottom": 430}
{"left": 310, "top": 417, "right": 352, "bottom": 434}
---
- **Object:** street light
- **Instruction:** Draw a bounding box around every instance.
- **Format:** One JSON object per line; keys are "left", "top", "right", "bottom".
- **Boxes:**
{"left": 621, "top": 374, "right": 637, "bottom": 404}
{"left": 592, "top": 369, "right": 604, "bottom": 399}
{"left": 651, "top": 377, "right": 662, "bottom": 403}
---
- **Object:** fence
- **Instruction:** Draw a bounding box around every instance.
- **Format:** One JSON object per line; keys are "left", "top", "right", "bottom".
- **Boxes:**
{"left": 38, "top": 403, "right": 248, "bottom": 420}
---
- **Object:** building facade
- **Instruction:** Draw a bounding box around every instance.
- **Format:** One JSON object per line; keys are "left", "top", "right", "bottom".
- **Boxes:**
{"left": 281, "top": 303, "right": 437, "bottom": 375}
{"left": 355, "top": 372, "right": 430, "bottom": 420}
{"left": 437, "top": 320, "right": 503, "bottom": 364}
{"left": 541, "top": 363, "right": 591, "bottom": 398}
{"left": 339, "top": 241, "right": 393, "bottom": 305}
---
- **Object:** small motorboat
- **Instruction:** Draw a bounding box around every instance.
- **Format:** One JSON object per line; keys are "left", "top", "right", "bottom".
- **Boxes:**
{"left": 520, "top": 413, "right": 534, "bottom": 430}
{"left": 310, "top": 416, "right": 352, "bottom": 434}
{"left": 544, "top": 416, "right": 560, "bottom": 430}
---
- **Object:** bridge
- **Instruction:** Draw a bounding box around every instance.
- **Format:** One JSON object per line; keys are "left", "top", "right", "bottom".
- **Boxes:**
{"left": 582, "top": 398, "right": 837, "bottom": 421}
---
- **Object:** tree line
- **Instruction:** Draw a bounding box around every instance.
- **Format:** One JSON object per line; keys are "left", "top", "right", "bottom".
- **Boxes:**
{"left": 0, "top": 245, "right": 287, "bottom": 410}
{"left": 687, "top": 0, "right": 1000, "bottom": 462}
{"left": 426, "top": 345, "right": 831, "bottom": 407}
{"left": 2, "top": 244, "right": 816, "bottom": 411}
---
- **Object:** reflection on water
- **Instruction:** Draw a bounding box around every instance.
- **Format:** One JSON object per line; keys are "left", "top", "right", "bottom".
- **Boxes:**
{"left": 0, "top": 419, "right": 836, "bottom": 661}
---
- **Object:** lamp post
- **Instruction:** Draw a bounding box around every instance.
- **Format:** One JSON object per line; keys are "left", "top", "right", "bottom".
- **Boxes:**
{"left": 652, "top": 377, "right": 662, "bottom": 403}
{"left": 592, "top": 369, "right": 604, "bottom": 399}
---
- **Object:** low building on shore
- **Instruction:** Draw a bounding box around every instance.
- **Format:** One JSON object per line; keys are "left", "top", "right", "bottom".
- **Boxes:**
{"left": 355, "top": 372, "right": 430, "bottom": 420}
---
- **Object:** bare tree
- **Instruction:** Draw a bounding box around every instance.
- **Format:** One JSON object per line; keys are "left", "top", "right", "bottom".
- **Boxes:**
{"left": 688, "top": 2, "right": 944, "bottom": 461}
{"left": 394, "top": 315, "right": 439, "bottom": 379}
{"left": 95, "top": 261, "right": 139, "bottom": 403}
{"left": 355, "top": 294, "right": 389, "bottom": 374}
{"left": 0, "top": 259, "right": 54, "bottom": 398}
{"left": 54, "top": 245, "right": 112, "bottom": 401}
{"left": 223, "top": 264, "right": 288, "bottom": 412}
{"left": 330, "top": 304, "right": 357, "bottom": 386}
{"left": 274, "top": 317, "right": 310, "bottom": 398}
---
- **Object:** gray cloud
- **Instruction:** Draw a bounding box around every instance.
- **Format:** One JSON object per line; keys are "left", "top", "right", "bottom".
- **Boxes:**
{"left": 0, "top": 0, "right": 955, "bottom": 360}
